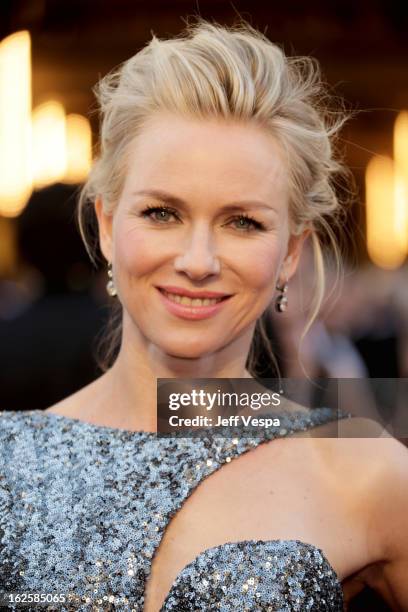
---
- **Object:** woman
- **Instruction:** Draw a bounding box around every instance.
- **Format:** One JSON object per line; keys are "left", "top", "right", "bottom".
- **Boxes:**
{"left": 1, "top": 18, "right": 407, "bottom": 611}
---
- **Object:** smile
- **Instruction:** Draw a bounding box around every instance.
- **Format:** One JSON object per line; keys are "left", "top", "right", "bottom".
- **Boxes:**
{"left": 160, "top": 289, "right": 224, "bottom": 306}
{"left": 156, "top": 288, "right": 232, "bottom": 320}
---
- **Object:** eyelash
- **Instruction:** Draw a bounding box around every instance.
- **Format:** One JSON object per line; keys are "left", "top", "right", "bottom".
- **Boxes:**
{"left": 140, "top": 205, "right": 266, "bottom": 232}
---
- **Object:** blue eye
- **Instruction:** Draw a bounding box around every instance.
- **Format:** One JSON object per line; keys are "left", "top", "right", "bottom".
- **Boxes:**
{"left": 140, "top": 206, "right": 265, "bottom": 231}
{"left": 232, "top": 215, "right": 264, "bottom": 231}
{"left": 141, "top": 205, "right": 179, "bottom": 223}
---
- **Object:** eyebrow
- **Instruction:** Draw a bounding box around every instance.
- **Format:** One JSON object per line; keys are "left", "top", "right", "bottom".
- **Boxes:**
{"left": 131, "top": 189, "right": 279, "bottom": 214}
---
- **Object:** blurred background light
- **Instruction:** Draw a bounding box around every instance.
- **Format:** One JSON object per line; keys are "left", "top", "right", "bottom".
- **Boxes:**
{"left": 0, "top": 216, "right": 17, "bottom": 277}
{"left": 393, "top": 111, "right": 408, "bottom": 256}
{"left": 65, "top": 113, "right": 92, "bottom": 184}
{"left": 0, "top": 31, "right": 32, "bottom": 218}
{"left": 366, "top": 154, "right": 407, "bottom": 270}
{"left": 32, "top": 100, "right": 66, "bottom": 188}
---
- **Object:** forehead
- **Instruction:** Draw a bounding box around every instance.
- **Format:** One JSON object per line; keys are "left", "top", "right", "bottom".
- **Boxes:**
{"left": 122, "top": 112, "right": 289, "bottom": 203}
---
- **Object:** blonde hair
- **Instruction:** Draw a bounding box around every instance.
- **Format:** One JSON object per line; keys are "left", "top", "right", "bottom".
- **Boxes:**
{"left": 78, "top": 16, "right": 356, "bottom": 377}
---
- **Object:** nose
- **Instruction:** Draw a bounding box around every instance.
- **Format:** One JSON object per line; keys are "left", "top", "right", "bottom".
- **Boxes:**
{"left": 174, "top": 226, "right": 220, "bottom": 280}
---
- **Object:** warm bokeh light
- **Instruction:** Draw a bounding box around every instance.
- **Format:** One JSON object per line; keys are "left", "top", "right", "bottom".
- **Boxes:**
{"left": 32, "top": 101, "right": 67, "bottom": 188}
{"left": 0, "top": 217, "right": 17, "bottom": 277}
{"left": 393, "top": 110, "right": 408, "bottom": 255}
{"left": 65, "top": 113, "right": 92, "bottom": 183}
{"left": 366, "top": 155, "right": 407, "bottom": 269}
{"left": 0, "top": 31, "right": 32, "bottom": 218}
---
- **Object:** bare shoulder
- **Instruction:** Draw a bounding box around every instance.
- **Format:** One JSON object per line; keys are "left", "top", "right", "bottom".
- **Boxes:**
{"left": 293, "top": 415, "right": 407, "bottom": 528}
{"left": 44, "top": 376, "right": 104, "bottom": 419}
{"left": 290, "top": 411, "right": 408, "bottom": 605}
{"left": 43, "top": 371, "right": 127, "bottom": 429}
{"left": 303, "top": 415, "right": 406, "bottom": 484}
{"left": 44, "top": 390, "right": 87, "bottom": 418}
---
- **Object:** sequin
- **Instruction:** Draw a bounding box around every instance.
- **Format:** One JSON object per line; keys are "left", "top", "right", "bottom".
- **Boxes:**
{"left": 0, "top": 407, "right": 349, "bottom": 611}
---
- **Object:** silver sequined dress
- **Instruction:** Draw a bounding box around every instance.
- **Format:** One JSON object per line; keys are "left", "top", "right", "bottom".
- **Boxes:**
{"left": 0, "top": 408, "right": 349, "bottom": 611}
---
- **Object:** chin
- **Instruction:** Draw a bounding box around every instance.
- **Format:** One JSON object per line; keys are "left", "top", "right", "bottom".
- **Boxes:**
{"left": 158, "top": 338, "right": 220, "bottom": 360}
{"left": 164, "top": 346, "right": 213, "bottom": 360}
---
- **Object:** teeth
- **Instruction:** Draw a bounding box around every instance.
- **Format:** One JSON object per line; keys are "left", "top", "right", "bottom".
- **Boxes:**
{"left": 162, "top": 290, "right": 224, "bottom": 306}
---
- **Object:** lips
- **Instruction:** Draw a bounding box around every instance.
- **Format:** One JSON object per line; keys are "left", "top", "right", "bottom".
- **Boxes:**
{"left": 159, "top": 288, "right": 226, "bottom": 306}
{"left": 156, "top": 287, "right": 232, "bottom": 320}
{"left": 156, "top": 285, "right": 231, "bottom": 299}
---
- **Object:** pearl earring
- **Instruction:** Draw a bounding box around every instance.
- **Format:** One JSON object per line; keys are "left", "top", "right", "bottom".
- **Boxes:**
{"left": 275, "top": 281, "right": 288, "bottom": 312}
{"left": 106, "top": 262, "right": 117, "bottom": 297}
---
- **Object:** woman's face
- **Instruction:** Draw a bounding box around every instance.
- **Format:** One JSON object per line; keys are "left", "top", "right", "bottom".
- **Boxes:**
{"left": 96, "top": 112, "right": 306, "bottom": 359}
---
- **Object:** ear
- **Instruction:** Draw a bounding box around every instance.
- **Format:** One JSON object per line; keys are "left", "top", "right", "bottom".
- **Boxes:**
{"left": 281, "top": 227, "right": 311, "bottom": 282}
{"left": 94, "top": 196, "right": 113, "bottom": 262}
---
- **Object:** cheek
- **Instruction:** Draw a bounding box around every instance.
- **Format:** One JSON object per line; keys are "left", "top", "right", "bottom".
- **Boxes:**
{"left": 234, "top": 239, "right": 282, "bottom": 291}
{"left": 114, "top": 227, "right": 159, "bottom": 276}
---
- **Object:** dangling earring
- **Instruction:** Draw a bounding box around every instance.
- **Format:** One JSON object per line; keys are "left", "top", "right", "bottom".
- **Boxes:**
{"left": 106, "top": 261, "right": 117, "bottom": 297}
{"left": 275, "top": 281, "right": 288, "bottom": 312}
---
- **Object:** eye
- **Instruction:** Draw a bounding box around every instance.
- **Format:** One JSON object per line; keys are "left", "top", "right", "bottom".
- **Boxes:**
{"left": 230, "top": 215, "right": 265, "bottom": 231}
{"left": 140, "top": 205, "right": 179, "bottom": 223}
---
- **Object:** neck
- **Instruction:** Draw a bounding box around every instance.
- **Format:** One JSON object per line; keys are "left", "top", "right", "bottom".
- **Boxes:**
{"left": 98, "top": 315, "right": 255, "bottom": 432}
